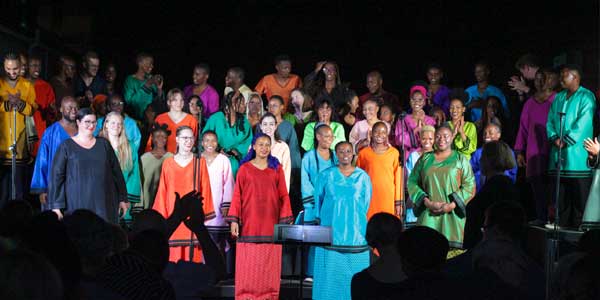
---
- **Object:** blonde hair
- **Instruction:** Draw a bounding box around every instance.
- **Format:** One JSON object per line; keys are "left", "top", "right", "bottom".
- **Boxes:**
{"left": 420, "top": 125, "right": 436, "bottom": 135}
{"left": 99, "top": 112, "right": 133, "bottom": 171}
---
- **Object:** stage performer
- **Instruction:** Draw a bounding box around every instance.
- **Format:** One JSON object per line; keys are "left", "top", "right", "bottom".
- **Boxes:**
{"left": 153, "top": 125, "right": 215, "bottom": 262}
{"left": 31, "top": 96, "right": 78, "bottom": 210}
{"left": 356, "top": 121, "right": 403, "bottom": 219}
{"left": 312, "top": 141, "right": 372, "bottom": 300}
{"left": 407, "top": 124, "right": 475, "bottom": 248}
{"left": 203, "top": 91, "right": 252, "bottom": 177}
{"left": 48, "top": 108, "right": 128, "bottom": 223}
{"left": 226, "top": 133, "right": 293, "bottom": 300}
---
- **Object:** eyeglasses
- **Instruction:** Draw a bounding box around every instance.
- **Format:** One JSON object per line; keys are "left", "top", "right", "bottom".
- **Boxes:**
{"left": 178, "top": 136, "right": 194, "bottom": 141}
{"left": 82, "top": 120, "right": 97, "bottom": 126}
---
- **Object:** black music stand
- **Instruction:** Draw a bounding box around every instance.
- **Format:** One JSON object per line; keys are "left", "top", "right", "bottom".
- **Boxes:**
{"left": 273, "top": 224, "right": 332, "bottom": 299}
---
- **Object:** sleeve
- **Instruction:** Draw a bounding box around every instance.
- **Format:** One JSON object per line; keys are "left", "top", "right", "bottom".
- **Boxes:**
{"left": 470, "top": 149, "right": 481, "bottom": 189}
{"left": 588, "top": 154, "right": 600, "bottom": 169}
{"left": 254, "top": 76, "right": 267, "bottom": 95}
{"left": 152, "top": 161, "right": 170, "bottom": 217}
{"left": 47, "top": 142, "right": 68, "bottom": 210}
{"left": 199, "top": 158, "right": 215, "bottom": 220}
{"left": 206, "top": 89, "right": 220, "bottom": 116}
{"left": 449, "top": 154, "right": 476, "bottom": 218}
{"left": 331, "top": 123, "right": 346, "bottom": 149}
{"left": 513, "top": 101, "right": 530, "bottom": 152}
{"left": 562, "top": 94, "right": 596, "bottom": 146}
{"left": 226, "top": 167, "right": 243, "bottom": 224}
{"left": 234, "top": 119, "right": 253, "bottom": 158}
{"left": 362, "top": 172, "right": 373, "bottom": 214}
{"left": 128, "top": 119, "right": 142, "bottom": 154}
{"left": 22, "top": 84, "right": 38, "bottom": 116}
{"left": 106, "top": 141, "right": 128, "bottom": 203}
{"left": 313, "top": 171, "right": 326, "bottom": 224}
{"left": 277, "top": 166, "right": 293, "bottom": 224}
{"left": 301, "top": 155, "right": 317, "bottom": 224}
{"left": 126, "top": 150, "right": 142, "bottom": 203}
{"left": 287, "top": 124, "right": 302, "bottom": 169}
{"left": 30, "top": 132, "right": 51, "bottom": 193}
{"left": 281, "top": 145, "right": 291, "bottom": 192}
{"left": 301, "top": 123, "right": 315, "bottom": 151}
{"left": 349, "top": 123, "right": 360, "bottom": 151}
{"left": 454, "top": 122, "right": 477, "bottom": 156}
{"left": 407, "top": 153, "right": 428, "bottom": 216}
{"left": 220, "top": 158, "right": 234, "bottom": 212}
{"left": 546, "top": 98, "right": 559, "bottom": 142}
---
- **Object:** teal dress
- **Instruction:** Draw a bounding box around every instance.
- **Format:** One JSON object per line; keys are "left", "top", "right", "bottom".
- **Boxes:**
{"left": 115, "top": 144, "right": 141, "bottom": 220}
{"left": 123, "top": 75, "right": 158, "bottom": 120}
{"left": 408, "top": 151, "right": 476, "bottom": 248}
{"left": 203, "top": 111, "right": 252, "bottom": 177}
{"left": 312, "top": 166, "right": 372, "bottom": 300}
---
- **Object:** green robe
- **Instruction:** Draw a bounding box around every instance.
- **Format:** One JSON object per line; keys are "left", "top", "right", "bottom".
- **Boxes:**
{"left": 547, "top": 86, "right": 596, "bottom": 178}
{"left": 408, "top": 151, "right": 476, "bottom": 248}
{"left": 203, "top": 111, "right": 252, "bottom": 177}
{"left": 582, "top": 151, "right": 600, "bottom": 230}
{"left": 123, "top": 75, "right": 158, "bottom": 120}
{"left": 139, "top": 151, "right": 173, "bottom": 210}
{"left": 301, "top": 121, "right": 346, "bottom": 152}
{"left": 447, "top": 121, "right": 477, "bottom": 160}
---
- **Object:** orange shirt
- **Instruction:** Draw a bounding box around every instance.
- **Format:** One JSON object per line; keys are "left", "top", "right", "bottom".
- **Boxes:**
{"left": 153, "top": 156, "right": 214, "bottom": 262}
{"left": 146, "top": 113, "right": 198, "bottom": 153}
{"left": 254, "top": 74, "right": 302, "bottom": 109}
{"left": 356, "top": 146, "right": 403, "bottom": 219}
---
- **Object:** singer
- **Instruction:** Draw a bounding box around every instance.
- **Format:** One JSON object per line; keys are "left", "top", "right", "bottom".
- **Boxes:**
{"left": 546, "top": 64, "right": 596, "bottom": 229}
{"left": 0, "top": 53, "right": 38, "bottom": 205}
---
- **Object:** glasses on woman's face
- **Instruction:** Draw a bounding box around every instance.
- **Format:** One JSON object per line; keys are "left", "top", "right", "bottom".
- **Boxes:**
{"left": 82, "top": 120, "right": 97, "bottom": 126}
{"left": 178, "top": 136, "right": 194, "bottom": 141}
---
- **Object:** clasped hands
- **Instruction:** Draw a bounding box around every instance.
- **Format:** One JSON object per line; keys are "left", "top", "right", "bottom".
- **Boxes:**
{"left": 424, "top": 197, "right": 455, "bottom": 215}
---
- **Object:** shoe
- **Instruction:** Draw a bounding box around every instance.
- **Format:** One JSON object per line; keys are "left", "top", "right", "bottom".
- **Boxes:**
{"left": 545, "top": 223, "right": 562, "bottom": 230}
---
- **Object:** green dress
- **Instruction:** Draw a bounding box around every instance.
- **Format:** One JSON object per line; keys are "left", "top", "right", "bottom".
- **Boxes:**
{"left": 408, "top": 151, "right": 476, "bottom": 248}
{"left": 582, "top": 151, "right": 600, "bottom": 230}
{"left": 301, "top": 121, "right": 346, "bottom": 152}
{"left": 139, "top": 151, "right": 173, "bottom": 210}
{"left": 203, "top": 111, "right": 253, "bottom": 177}
{"left": 447, "top": 121, "right": 477, "bottom": 160}
{"left": 123, "top": 75, "right": 158, "bottom": 120}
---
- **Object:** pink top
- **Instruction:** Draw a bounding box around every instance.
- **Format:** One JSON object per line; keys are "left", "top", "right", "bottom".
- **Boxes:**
{"left": 349, "top": 119, "right": 391, "bottom": 153}
{"left": 205, "top": 153, "right": 234, "bottom": 227}
{"left": 394, "top": 114, "right": 436, "bottom": 161}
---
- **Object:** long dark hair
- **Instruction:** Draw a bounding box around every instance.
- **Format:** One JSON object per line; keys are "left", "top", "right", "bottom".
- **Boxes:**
{"left": 220, "top": 91, "right": 246, "bottom": 132}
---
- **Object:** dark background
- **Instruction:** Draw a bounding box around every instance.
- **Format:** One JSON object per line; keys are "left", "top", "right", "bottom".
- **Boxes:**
{"left": 2, "top": 0, "right": 599, "bottom": 99}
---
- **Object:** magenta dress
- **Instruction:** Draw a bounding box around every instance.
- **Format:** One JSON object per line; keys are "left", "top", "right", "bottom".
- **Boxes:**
{"left": 183, "top": 84, "right": 220, "bottom": 118}
{"left": 394, "top": 114, "right": 436, "bottom": 162}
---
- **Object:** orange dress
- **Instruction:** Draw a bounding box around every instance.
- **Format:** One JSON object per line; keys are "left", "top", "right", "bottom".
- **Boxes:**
{"left": 153, "top": 156, "right": 214, "bottom": 262}
{"left": 356, "top": 147, "right": 403, "bottom": 219}
{"left": 254, "top": 74, "right": 302, "bottom": 109}
{"left": 145, "top": 113, "right": 198, "bottom": 153}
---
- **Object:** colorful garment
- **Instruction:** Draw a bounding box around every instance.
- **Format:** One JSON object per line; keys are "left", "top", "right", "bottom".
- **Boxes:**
{"left": 514, "top": 93, "right": 555, "bottom": 178}
{"left": 30, "top": 122, "right": 72, "bottom": 209}
{"left": 356, "top": 147, "right": 403, "bottom": 219}
{"left": 182, "top": 84, "right": 220, "bottom": 118}
{"left": 205, "top": 153, "right": 234, "bottom": 229}
{"left": 153, "top": 156, "right": 215, "bottom": 262}
{"left": 394, "top": 114, "right": 436, "bottom": 160}
{"left": 428, "top": 85, "right": 451, "bottom": 116}
{"left": 114, "top": 143, "right": 142, "bottom": 207}
{"left": 203, "top": 111, "right": 252, "bottom": 177}
{"left": 349, "top": 120, "right": 391, "bottom": 153}
{"left": 582, "top": 148, "right": 600, "bottom": 230}
{"left": 547, "top": 86, "right": 596, "bottom": 178}
{"left": 31, "top": 79, "right": 56, "bottom": 155}
{"left": 0, "top": 77, "right": 37, "bottom": 165}
{"left": 276, "top": 120, "right": 301, "bottom": 169}
{"left": 140, "top": 152, "right": 172, "bottom": 209}
{"left": 447, "top": 121, "right": 478, "bottom": 160}
{"left": 254, "top": 74, "right": 302, "bottom": 108}
{"left": 226, "top": 162, "right": 293, "bottom": 299}
{"left": 301, "top": 149, "right": 337, "bottom": 224}
{"left": 48, "top": 138, "right": 127, "bottom": 224}
{"left": 271, "top": 141, "right": 291, "bottom": 191}
{"left": 301, "top": 122, "right": 346, "bottom": 152}
{"left": 470, "top": 147, "right": 517, "bottom": 192}
{"left": 123, "top": 75, "right": 158, "bottom": 120}
{"left": 95, "top": 114, "right": 142, "bottom": 153}
{"left": 407, "top": 151, "right": 476, "bottom": 248}
{"left": 464, "top": 84, "right": 509, "bottom": 121}
{"left": 312, "top": 166, "right": 372, "bottom": 300}
{"left": 146, "top": 113, "right": 198, "bottom": 153}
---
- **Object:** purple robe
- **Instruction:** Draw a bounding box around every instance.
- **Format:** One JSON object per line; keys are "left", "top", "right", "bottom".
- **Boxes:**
{"left": 183, "top": 84, "right": 220, "bottom": 118}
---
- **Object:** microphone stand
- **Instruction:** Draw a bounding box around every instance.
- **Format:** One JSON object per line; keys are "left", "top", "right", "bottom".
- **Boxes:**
{"left": 9, "top": 106, "right": 17, "bottom": 201}
{"left": 546, "top": 111, "right": 565, "bottom": 299}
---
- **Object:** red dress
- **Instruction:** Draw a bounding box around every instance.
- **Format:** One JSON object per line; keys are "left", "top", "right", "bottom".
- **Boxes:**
{"left": 32, "top": 79, "right": 56, "bottom": 155}
{"left": 153, "top": 156, "right": 214, "bottom": 262}
{"left": 227, "top": 162, "right": 293, "bottom": 299}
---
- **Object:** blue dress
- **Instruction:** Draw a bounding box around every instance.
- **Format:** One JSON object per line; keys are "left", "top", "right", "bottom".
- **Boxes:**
{"left": 312, "top": 166, "right": 372, "bottom": 300}
{"left": 470, "top": 147, "right": 517, "bottom": 193}
{"left": 464, "top": 84, "right": 509, "bottom": 122}
{"left": 30, "top": 122, "right": 72, "bottom": 210}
